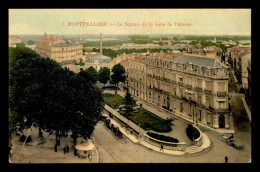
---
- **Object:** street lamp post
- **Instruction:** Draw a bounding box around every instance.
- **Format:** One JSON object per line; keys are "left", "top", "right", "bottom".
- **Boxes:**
{"left": 192, "top": 104, "right": 195, "bottom": 124}
{"left": 139, "top": 124, "right": 140, "bottom": 135}
{"left": 196, "top": 113, "right": 198, "bottom": 126}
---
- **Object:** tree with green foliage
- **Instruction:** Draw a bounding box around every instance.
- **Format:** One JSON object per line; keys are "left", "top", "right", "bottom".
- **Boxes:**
{"left": 128, "top": 35, "right": 149, "bottom": 40}
{"left": 9, "top": 46, "right": 50, "bottom": 138}
{"left": 79, "top": 58, "right": 85, "bottom": 66}
{"left": 123, "top": 89, "right": 136, "bottom": 117}
{"left": 9, "top": 46, "right": 104, "bottom": 153}
{"left": 111, "top": 63, "right": 126, "bottom": 92}
{"left": 98, "top": 67, "right": 110, "bottom": 86}
{"left": 69, "top": 74, "right": 104, "bottom": 145}
{"left": 27, "top": 40, "right": 35, "bottom": 45}
{"left": 78, "top": 66, "right": 98, "bottom": 84}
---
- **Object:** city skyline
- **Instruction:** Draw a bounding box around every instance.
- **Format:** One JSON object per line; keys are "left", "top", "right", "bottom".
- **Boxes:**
{"left": 9, "top": 9, "right": 251, "bottom": 36}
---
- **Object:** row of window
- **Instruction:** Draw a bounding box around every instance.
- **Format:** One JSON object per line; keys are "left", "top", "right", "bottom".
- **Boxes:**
{"left": 147, "top": 90, "right": 226, "bottom": 110}
{"left": 130, "top": 63, "right": 145, "bottom": 71}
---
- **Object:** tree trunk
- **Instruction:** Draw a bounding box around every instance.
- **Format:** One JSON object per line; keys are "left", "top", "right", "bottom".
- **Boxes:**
{"left": 72, "top": 132, "right": 77, "bottom": 146}
{"left": 73, "top": 136, "right": 77, "bottom": 146}
{"left": 56, "top": 133, "right": 60, "bottom": 146}
{"left": 39, "top": 124, "right": 43, "bottom": 138}
{"left": 115, "top": 84, "right": 118, "bottom": 94}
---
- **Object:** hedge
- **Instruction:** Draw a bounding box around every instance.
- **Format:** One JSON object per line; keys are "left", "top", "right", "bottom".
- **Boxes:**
{"left": 186, "top": 124, "right": 200, "bottom": 141}
{"left": 147, "top": 132, "right": 179, "bottom": 143}
{"left": 19, "top": 135, "right": 32, "bottom": 143}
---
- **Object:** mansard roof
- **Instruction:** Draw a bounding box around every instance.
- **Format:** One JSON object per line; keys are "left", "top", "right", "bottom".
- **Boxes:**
{"left": 172, "top": 55, "right": 228, "bottom": 69}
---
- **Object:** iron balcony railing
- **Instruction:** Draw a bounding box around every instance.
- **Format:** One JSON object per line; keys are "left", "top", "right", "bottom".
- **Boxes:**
{"left": 217, "top": 91, "right": 226, "bottom": 97}
{"left": 195, "top": 87, "right": 202, "bottom": 92}
{"left": 171, "top": 80, "right": 177, "bottom": 84}
{"left": 186, "top": 84, "right": 192, "bottom": 90}
{"left": 204, "top": 89, "right": 212, "bottom": 94}
{"left": 161, "top": 77, "right": 170, "bottom": 82}
{"left": 178, "top": 81, "right": 184, "bottom": 86}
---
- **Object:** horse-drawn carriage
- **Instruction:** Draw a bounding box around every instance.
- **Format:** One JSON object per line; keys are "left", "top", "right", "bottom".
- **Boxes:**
{"left": 110, "top": 124, "right": 123, "bottom": 138}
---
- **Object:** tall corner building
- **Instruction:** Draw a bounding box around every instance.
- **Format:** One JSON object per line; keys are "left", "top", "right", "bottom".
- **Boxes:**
{"left": 36, "top": 35, "right": 83, "bottom": 62}
{"left": 122, "top": 52, "right": 231, "bottom": 130}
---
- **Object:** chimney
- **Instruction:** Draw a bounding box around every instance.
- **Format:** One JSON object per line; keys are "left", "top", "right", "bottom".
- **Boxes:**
{"left": 44, "top": 32, "right": 46, "bottom": 37}
{"left": 100, "top": 33, "right": 102, "bottom": 54}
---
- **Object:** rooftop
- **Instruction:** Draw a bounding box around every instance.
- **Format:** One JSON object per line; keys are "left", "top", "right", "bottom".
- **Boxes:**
{"left": 172, "top": 55, "right": 228, "bottom": 69}
{"left": 85, "top": 54, "right": 112, "bottom": 63}
{"left": 52, "top": 42, "right": 81, "bottom": 47}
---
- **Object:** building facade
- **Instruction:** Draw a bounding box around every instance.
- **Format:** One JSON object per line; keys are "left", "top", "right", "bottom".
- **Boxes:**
{"left": 126, "top": 54, "right": 147, "bottom": 100}
{"left": 122, "top": 52, "right": 230, "bottom": 129}
{"left": 241, "top": 52, "right": 251, "bottom": 90}
{"left": 9, "top": 36, "right": 21, "bottom": 47}
{"left": 84, "top": 54, "right": 113, "bottom": 71}
{"left": 36, "top": 35, "right": 83, "bottom": 62}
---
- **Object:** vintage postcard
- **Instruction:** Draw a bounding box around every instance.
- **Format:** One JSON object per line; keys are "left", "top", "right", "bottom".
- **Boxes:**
{"left": 8, "top": 9, "right": 251, "bottom": 163}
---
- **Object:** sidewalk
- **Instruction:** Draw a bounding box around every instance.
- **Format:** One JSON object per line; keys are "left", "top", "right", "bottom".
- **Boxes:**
{"left": 241, "top": 96, "right": 251, "bottom": 122}
{"left": 105, "top": 89, "right": 235, "bottom": 134}
{"left": 104, "top": 101, "right": 212, "bottom": 156}
{"left": 138, "top": 131, "right": 211, "bottom": 156}
{"left": 102, "top": 112, "right": 139, "bottom": 143}
{"left": 10, "top": 127, "right": 98, "bottom": 163}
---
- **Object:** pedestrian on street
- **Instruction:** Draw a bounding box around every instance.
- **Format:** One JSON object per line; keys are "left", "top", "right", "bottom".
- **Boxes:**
{"left": 89, "top": 154, "right": 92, "bottom": 162}
{"left": 54, "top": 144, "right": 57, "bottom": 152}
{"left": 225, "top": 156, "right": 228, "bottom": 163}
{"left": 63, "top": 146, "right": 66, "bottom": 154}
{"left": 66, "top": 145, "right": 69, "bottom": 153}
{"left": 160, "top": 145, "right": 164, "bottom": 152}
{"left": 74, "top": 148, "right": 77, "bottom": 156}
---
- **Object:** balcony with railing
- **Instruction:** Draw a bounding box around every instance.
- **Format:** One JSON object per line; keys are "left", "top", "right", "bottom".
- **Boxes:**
{"left": 195, "top": 87, "right": 203, "bottom": 92}
{"left": 217, "top": 91, "right": 226, "bottom": 97}
{"left": 172, "top": 94, "right": 182, "bottom": 100}
{"left": 171, "top": 80, "right": 177, "bottom": 84}
{"left": 161, "top": 77, "right": 170, "bottom": 82}
{"left": 147, "top": 74, "right": 152, "bottom": 78}
{"left": 186, "top": 84, "right": 192, "bottom": 90}
{"left": 204, "top": 89, "right": 212, "bottom": 94}
{"left": 152, "top": 87, "right": 163, "bottom": 93}
{"left": 205, "top": 105, "right": 229, "bottom": 112}
{"left": 162, "top": 90, "right": 171, "bottom": 96}
{"left": 178, "top": 81, "right": 184, "bottom": 86}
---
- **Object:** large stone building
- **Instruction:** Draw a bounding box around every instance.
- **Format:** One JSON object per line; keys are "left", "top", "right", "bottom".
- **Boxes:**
{"left": 227, "top": 46, "right": 251, "bottom": 89}
{"left": 9, "top": 36, "right": 21, "bottom": 47}
{"left": 247, "top": 59, "right": 251, "bottom": 109}
{"left": 84, "top": 33, "right": 114, "bottom": 71}
{"left": 85, "top": 54, "right": 113, "bottom": 71}
{"left": 36, "top": 34, "right": 83, "bottom": 62}
{"left": 121, "top": 52, "right": 230, "bottom": 129}
{"left": 241, "top": 52, "right": 251, "bottom": 90}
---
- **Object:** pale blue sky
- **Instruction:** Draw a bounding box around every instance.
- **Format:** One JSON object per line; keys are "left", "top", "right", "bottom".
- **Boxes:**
{"left": 9, "top": 9, "right": 251, "bottom": 36}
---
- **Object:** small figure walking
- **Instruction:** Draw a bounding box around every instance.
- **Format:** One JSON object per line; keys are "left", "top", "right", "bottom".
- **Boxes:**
{"left": 89, "top": 154, "right": 92, "bottom": 162}
{"left": 225, "top": 156, "right": 228, "bottom": 163}
{"left": 66, "top": 145, "right": 69, "bottom": 153}
{"left": 160, "top": 145, "right": 164, "bottom": 152}
{"left": 74, "top": 147, "right": 77, "bottom": 156}
{"left": 63, "top": 146, "right": 66, "bottom": 154}
{"left": 54, "top": 144, "right": 57, "bottom": 152}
